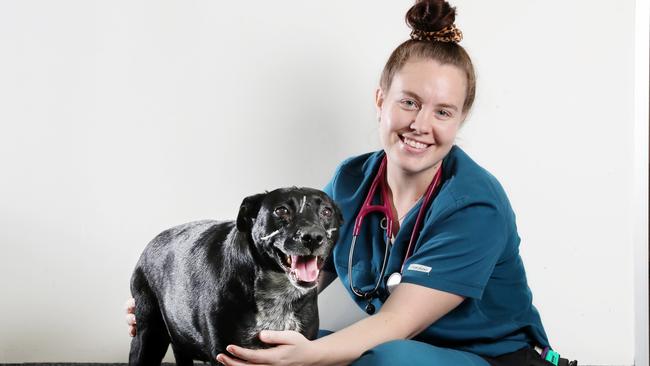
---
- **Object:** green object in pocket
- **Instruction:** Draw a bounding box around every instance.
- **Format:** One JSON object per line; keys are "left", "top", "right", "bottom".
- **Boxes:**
{"left": 545, "top": 349, "right": 560, "bottom": 365}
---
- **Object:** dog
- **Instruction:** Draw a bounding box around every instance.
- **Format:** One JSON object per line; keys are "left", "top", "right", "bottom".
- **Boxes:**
{"left": 128, "top": 187, "right": 343, "bottom": 366}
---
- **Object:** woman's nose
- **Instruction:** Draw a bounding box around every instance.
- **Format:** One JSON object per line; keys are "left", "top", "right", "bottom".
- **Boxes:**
{"left": 410, "top": 110, "right": 432, "bottom": 134}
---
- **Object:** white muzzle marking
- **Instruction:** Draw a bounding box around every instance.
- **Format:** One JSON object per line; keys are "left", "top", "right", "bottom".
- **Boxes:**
{"left": 261, "top": 230, "right": 280, "bottom": 240}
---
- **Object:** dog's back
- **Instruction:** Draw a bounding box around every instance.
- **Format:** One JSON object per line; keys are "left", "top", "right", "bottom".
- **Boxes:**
{"left": 130, "top": 220, "right": 252, "bottom": 364}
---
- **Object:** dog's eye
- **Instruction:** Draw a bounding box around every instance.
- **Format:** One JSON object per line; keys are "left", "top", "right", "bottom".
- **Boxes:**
{"left": 274, "top": 207, "right": 289, "bottom": 217}
{"left": 321, "top": 207, "right": 333, "bottom": 218}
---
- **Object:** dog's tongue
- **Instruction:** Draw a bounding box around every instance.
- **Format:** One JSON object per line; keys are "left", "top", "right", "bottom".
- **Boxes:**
{"left": 291, "top": 255, "right": 319, "bottom": 282}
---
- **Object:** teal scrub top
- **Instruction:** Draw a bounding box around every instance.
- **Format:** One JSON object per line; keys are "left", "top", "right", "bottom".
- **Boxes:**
{"left": 322, "top": 145, "right": 550, "bottom": 358}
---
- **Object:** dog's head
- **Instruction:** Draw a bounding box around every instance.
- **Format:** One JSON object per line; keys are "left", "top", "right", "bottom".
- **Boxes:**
{"left": 236, "top": 187, "right": 343, "bottom": 290}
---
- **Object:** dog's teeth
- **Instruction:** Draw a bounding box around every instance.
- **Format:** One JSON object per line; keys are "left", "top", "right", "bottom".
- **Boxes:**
{"left": 287, "top": 256, "right": 292, "bottom": 266}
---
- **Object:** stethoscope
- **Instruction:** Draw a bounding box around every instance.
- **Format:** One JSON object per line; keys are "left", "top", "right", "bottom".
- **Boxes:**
{"left": 348, "top": 155, "right": 443, "bottom": 314}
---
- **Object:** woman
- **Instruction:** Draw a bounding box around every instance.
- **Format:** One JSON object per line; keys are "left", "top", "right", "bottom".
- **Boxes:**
{"left": 127, "top": 1, "right": 552, "bottom": 365}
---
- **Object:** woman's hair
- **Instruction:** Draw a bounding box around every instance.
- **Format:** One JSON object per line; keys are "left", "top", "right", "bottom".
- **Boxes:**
{"left": 379, "top": 0, "right": 476, "bottom": 113}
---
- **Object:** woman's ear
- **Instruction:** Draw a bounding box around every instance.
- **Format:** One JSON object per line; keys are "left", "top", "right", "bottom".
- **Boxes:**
{"left": 375, "top": 87, "right": 385, "bottom": 121}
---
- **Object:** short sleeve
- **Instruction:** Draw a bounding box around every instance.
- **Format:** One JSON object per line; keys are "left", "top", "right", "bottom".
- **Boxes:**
{"left": 400, "top": 201, "right": 508, "bottom": 299}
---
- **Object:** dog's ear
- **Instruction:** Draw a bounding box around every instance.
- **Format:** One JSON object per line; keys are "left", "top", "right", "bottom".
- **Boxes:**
{"left": 236, "top": 192, "right": 267, "bottom": 233}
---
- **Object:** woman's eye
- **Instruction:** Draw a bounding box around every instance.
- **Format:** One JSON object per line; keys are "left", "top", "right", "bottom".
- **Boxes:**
{"left": 400, "top": 99, "right": 419, "bottom": 110}
{"left": 321, "top": 207, "right": 333, "bottom": 218}
{"left": 274, "top": 207, "right": 289, "bottom": 217}
{"left": 437, "top": 109, "right": 452, "bottom": 118}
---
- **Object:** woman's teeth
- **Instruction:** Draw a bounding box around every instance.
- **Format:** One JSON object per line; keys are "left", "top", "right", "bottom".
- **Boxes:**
{"left": 402, "top": 136, "right": 429, "bottom": 149}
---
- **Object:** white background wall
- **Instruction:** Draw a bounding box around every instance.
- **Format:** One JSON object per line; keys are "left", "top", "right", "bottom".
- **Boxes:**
{"left": 0, "top": 1, "right": 644, "bottom": 365}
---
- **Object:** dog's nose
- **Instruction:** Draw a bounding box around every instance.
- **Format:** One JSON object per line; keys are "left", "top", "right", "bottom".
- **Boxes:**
{"left": 300, "top": 230, "right": 325, "bottom": 248}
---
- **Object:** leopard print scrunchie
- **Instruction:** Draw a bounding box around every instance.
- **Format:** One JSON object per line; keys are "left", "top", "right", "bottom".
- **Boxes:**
{"left": 410, "top": 24, "right": 463, "bottom": 43}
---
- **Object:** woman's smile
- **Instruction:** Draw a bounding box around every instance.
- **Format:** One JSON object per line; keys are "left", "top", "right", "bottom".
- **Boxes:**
{"left": 399, "top": 134, "right": 433, "bottom": 152}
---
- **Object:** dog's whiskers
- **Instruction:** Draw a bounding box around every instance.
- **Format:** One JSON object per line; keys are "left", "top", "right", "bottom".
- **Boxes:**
{"left": 261, "top": 230, "right": 280, "bottom": 240}
{"left": 299, "top": 196, "right": 306, "bottom": 213}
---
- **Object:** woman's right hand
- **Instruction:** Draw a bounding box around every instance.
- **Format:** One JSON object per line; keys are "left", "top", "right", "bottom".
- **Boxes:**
{"left": 125, "top": 297, "right": 137, "bottom": 337}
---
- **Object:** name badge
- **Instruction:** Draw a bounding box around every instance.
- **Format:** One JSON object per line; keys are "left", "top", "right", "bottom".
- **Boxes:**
{"left": 407, "top": 264, "right": 432, "bottom": 274}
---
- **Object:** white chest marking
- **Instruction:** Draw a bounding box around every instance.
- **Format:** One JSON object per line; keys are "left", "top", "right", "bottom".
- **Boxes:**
{"left": 248, "top": 273, "right": 306, "bottom": 339}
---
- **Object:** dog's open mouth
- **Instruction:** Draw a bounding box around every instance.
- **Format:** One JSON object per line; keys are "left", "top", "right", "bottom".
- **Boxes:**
{"left": 277, "top": 252, "right": 324, "bottom": 286}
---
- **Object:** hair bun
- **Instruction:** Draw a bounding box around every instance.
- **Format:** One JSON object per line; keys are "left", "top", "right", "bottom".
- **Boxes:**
{"left": 406, "top": 0, "right": 457, "bottom": 33}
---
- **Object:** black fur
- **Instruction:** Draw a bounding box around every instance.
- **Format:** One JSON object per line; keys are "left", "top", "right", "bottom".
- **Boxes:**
{"left": 128, "top": 187, "right": 343, "bottom": 366}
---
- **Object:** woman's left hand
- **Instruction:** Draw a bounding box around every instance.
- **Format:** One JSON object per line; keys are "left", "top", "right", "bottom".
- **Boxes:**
{"left": 216, "top": 330, "right": 320, "bottom": 366}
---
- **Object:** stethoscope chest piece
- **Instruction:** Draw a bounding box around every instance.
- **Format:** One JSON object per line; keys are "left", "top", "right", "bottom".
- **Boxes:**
{"left": 386, "top": 272, "right": 402, "bottom": 293}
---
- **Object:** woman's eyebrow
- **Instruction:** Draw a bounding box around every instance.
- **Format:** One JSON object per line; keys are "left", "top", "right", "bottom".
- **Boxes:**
{"left": 437, "top": 103, "right": 459, "bottom": 111}
{"left": 402, "top": 90, "right": 423, "bottom": 101}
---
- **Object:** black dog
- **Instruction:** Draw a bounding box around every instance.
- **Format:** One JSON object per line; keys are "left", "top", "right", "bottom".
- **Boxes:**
{"left": 128, "top": 187, "right": 342, "bottom": 366}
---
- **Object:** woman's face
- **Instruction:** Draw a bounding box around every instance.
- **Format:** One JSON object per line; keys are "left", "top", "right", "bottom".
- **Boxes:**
{"left": 376, "top": 59, "right": 467, "bottom": 178}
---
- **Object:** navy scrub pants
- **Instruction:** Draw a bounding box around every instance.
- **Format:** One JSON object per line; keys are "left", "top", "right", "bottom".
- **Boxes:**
{"left": 318, "top": 330, "right": 489, "bottom": 366}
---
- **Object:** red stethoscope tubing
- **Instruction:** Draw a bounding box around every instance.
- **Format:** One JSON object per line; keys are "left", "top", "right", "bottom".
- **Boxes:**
{"left": 348, "top": 154, "right": 443, "bottom": 300}
{"left": 402, "top": 159, "right": 443, "bottom": 272}
{"left": 352, "top": 157, "right": 394, "bottom": 238}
